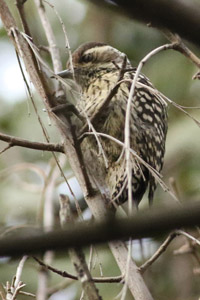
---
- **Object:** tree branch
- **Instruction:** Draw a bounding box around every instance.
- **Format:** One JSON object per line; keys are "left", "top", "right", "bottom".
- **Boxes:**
{"left": 34, "top": 0, "right": 62, "bottom": 74}
{"left": 0, "top": 201, "right": 200, "bottom": 257}
{"left": 59, "top": 194, "right": 102, "bottom": 300}
{"left": 90, "top": 0, "right": 200, "bottom": 47}
{"left": 160, "top": 30, "right": 200, "bottom": 78}
{"left": 0, "top": 132, "right": 64, "bottom": 153}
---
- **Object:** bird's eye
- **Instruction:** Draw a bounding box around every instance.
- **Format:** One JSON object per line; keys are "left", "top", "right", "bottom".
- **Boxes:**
{"left": 81, "top": 53, "right": 93, "bottom": 63}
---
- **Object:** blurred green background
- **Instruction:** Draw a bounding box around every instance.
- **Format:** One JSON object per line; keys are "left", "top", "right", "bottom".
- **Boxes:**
{"left": 0, "top": 0, "right": 200, "bottom": 299}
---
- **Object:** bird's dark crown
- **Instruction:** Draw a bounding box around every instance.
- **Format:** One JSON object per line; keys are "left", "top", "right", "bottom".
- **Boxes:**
{"left": 72, "top": 42, "right": 107, "bottom": 64}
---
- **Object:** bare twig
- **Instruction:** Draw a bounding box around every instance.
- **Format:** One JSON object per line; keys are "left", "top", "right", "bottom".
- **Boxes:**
{"left": 33, "top": 256, "right": 123, "bottom": 283}
{"left": 14, "top": 39, "right": 51, "bottom": 141}
{"left": 43, "top": 0, "right": 75, "bottom": 79}
{"left": 14, "top": 256, "right": 28, "bottom": 288}
{"left": 161, "top": 30, "right": 200, "bottom": 77}
{"left": 82, "top": 112, "right": 109, "bottom": 168}
{"left": 34, "top": 0, "right": 62, "bottom": 74}
{"left": 136, "top": 81, "right": 200, "bottom": 128}
{"left": 176, "top": 230, "right": 200, "bottom": 247}
{"left": 19, "top": 291, "right": 36, "bottom": 298}
{"left": 12, "top": 282, "right": 26, "bottom": 300}
{"left": 1, "top": 256, "right": 33, "bottom": 300}
{"left": 173, "top": 230, "right": 200, "bottom": 269}
{"left": 124, "top": 43, "right": 174, "bottom": 212}
{"left": 115, "top": 76, "right": 200, "bottom": 128}
{"left": 139, "top": 232, "right": 177, "bottom": 273}
{"left": 0, "top": 144, "right": 13, "bottom": 155}
{"left": 169, "top": 177, "right": 181, "bottom": 203}
{"left": 0, "top": 131, "right": 64, "bottom": 153}
{"left": 83, "top": 131, "right": 177, "bottom": 201}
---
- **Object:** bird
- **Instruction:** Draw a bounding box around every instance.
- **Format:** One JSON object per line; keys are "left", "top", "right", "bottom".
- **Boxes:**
{"left": 58, "top": 42, "right": 168, "bottom": 207}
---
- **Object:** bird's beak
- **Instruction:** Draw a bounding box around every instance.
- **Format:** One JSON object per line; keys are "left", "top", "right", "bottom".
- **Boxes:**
{"left": 56, "top": 69, "right": 73, "bottom": 79}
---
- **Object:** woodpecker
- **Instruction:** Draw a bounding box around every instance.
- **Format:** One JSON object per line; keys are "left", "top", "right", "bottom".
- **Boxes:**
{"left": 59, "top": 42, "right": 168, "bottom": 206}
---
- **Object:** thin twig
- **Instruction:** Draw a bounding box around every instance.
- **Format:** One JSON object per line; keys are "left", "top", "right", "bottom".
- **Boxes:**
{"left": 0, "top": 144, "right": 13, "bottom": 155}
{"left": 139, "top": 232, "right": 177, "bottom": 273}
{"left": 2, "top": 256, "right": 31, "bottom": 300}
{"left": 176, "top": 230, "right": 200, "bottom": 247}
{"left": 20, "top": 31, "right": 71, "bottom": 89}
{"left": 135, "top": 81, "right": 200, "bottom": 127}
{"left": 33, "top": 256, "right": 123, "bottom": 283}
{"left": 14, "top": 256, "right": 28, "bottom": 288}
{"left": 169, "top": 177, "right": 181, "bottom": 203}
{"left": 19, "top": 291, "right": 36, "bottom": 298}
{"left": 83, "top": 131, "right": 177, "bottom": 201}
{"left": 124, "top": 43, "right": 175, "bottom": 213}
{"left": 115, "top": 77, "right": 200, "bottom": 128}
{"left": 82, "top": 112, "right": 109, "bottom": 168}
{"left": 43, "top": 0, "right": 75, "bottom": 79}
{"left": 14, "top": 33, "right": 51, "bottom": 139}
{"left": 161, "top": 29, "right": 200, "bottom": 74}
{"left": 34, "top": 0, "right": 62, "bottom": 73}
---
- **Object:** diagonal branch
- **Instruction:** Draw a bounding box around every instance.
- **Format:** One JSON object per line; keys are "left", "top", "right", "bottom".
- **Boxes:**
{"left": 139, "top": 232, "right": 177, "bottom": 273}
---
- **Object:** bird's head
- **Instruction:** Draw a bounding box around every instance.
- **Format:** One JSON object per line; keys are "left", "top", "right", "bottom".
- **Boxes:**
{"left": 58, "top": 42, "right": 130, "bottom": 86}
